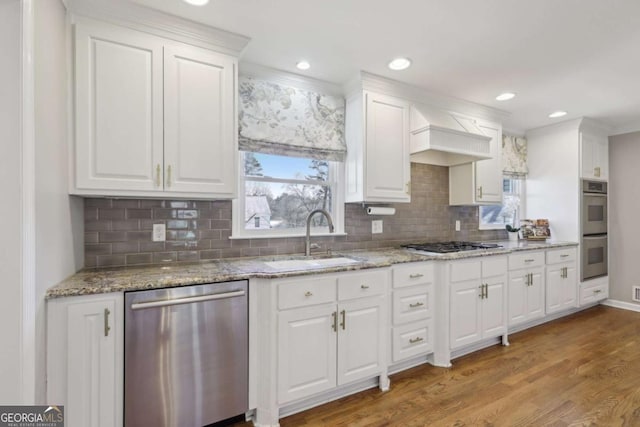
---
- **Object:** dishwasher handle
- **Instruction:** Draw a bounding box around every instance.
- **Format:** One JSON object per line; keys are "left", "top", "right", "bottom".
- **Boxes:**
{"left": 130, "top": 290, "right": 246, "bottom": 310}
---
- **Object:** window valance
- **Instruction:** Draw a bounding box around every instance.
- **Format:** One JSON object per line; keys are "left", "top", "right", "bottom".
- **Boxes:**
{"left": 238, "top": 77, "right": 346, "bottom": 161}
{"left": 502, "top": 134, "right": 528, "bottom": 178}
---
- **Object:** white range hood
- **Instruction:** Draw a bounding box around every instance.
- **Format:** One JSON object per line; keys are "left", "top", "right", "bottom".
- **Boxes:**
{"left": 409, "top": 103, "right": 493, "bottom": 166}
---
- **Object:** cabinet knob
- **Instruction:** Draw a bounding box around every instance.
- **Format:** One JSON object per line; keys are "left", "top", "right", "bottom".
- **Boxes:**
{"left": 304, "top": 291, "right": 313, "bottom": 297}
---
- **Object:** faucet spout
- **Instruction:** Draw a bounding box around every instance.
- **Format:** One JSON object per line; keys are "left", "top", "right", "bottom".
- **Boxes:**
{"left": 305, "top": 209, "right": 335, "bottom": 256}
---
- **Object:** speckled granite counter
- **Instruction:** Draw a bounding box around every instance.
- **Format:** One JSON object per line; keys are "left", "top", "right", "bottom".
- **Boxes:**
{"left": 46, "top": 240, "right": 577, "bottom": 298}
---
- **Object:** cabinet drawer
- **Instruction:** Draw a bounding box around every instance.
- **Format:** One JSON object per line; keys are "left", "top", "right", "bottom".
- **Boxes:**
{"left": 509, "top": 251, "right": 544, "bottom": 270}
{"left": 392, "top": 262, "right": 434, "bottom": 289}
{"left": 580, "top": 283, "right": 608, "bottom": 305}
{"left": 393, "top": 285, "right": 432, "bottom": 325}
{"left": 278, "top": 277, "right": 336, "bottom": 310}
{"left": 392, "top": 320, "right": 433, "bottom": 363}
{"left": 546, "top": 247, "right": 577, "bottom": 265}
{"left": 337, "top": 270, "right": 386, "bottom": 301}
{"left": 450, "top": 260, "right": 481, "bottom": 282}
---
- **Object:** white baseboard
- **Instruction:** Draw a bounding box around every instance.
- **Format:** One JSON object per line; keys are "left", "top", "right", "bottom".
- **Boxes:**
{"left": 602, "top": 299, "right": 640, "bottom": 312}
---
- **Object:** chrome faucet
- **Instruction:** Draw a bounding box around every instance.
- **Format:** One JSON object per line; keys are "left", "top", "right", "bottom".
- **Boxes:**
{"left": 305, "top": 209, "right": 335, "bottom": 256}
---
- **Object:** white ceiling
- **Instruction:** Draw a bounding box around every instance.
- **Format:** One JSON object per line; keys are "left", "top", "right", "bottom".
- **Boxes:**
{"left": 129, "top": 0, "right": 640, "bottom": 134}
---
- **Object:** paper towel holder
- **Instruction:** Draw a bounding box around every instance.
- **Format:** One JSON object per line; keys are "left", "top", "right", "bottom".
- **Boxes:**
{"left": 364, "top": 205, "right": 396, "bottom": 216}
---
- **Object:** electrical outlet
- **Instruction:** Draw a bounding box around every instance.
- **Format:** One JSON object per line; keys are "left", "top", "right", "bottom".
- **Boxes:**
{"left": 455, "top": 220, "right": 461, "bottom": 231}
{"left": 372, "top": 220, "right": 383, "bottom": 234}
{"left": 152, "top": 223, "right": 166, "bottom": 242}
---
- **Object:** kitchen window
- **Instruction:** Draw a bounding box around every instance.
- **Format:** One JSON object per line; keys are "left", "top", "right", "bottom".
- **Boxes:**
{"left": 232, "top": 151, "right": 344, "bottom": 238}
{"left": 479, "top": 177, "right": 525, "bottom": 230}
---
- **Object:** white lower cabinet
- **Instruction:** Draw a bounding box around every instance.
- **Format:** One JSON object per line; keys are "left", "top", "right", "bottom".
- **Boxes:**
{"left": 390, "top": 262, "right": 434, "bottom": 363}
{"left": 275, "top": 269, "right": 388, "bottom": 405}
{"left": 508, "top": 251, "right": 545, "bottom": 327}
{"left": 546, "top": 248, "right": 578, "bottom": 314}
{"left": 47, "top": 293, "right": 123, "bottom": 427}
{"left": 449, "top": 257, "right": 508, "bottom": 350}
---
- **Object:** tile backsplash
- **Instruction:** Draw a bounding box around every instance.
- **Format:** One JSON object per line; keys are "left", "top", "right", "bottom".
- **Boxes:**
{"left": 84, "top": 163, "right": 506, "bottom": 268}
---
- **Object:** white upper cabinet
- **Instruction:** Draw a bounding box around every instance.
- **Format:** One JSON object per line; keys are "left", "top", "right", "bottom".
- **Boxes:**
{"left": 345, "top": 90, "right": 411, "bottom": 203}
{"left": 581, "top": 131, "right": 608, "bottom": 181}
{"left": 163, "top": 44, "right": 236, "bottom": 196}
{"left": 72, "top": 18, "right": 238, "bottom": 199}
{"left": 74, "top": 20, "right": 164, "bottom": 193}
{"left": 449, "top": 120, "right": 503, "bottom": 205}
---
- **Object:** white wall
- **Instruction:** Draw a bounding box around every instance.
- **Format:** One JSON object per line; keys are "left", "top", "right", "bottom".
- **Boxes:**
{"left": 608, "top": 131, "right": 640, "bottom": 305}
{"left": 0, "top": 0, "right": 25, "bottom": 404}
{"left": 33, "top": 0, "right": 84, "bottom": 402}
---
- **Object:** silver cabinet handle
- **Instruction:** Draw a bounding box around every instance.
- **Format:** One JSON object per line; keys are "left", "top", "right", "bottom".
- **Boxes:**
{"left": 524, "top": 259, "right": 535, "bottom": 263}
{"left": 340, "top": 310, "right": 346, "bottom": 330}
{"left": 331, "top": 311, "right": 337, "bottom": 332}
{"left": 409, "top": 273, "right": 424, "bottom": 279}
{"left": 304, "top": 291, "right": 313, "bottom": 297}
{"left": 155, "top": 164, "right": 161, "bottom": 187}
{"left": 479, "top": 284, "right": 485, "bottom": 299}
{"left": 131, "top": 290, "right": 245, "bottom": 310}
{"left": 560, "top": 254, "right": 569, "bottom": 258}
{"left": 166, "top": 165, "right": 172, "bottom": 188}
{"left": 409, "top": 302, "right": 424, "bottom": 308}
{"left": 594, "top": 289, "right": 602, "bottom": 294}
{"left": 361, "top": 284, "right": 370, "bottom": 289}
{"left": 409, "top": 337, "right": 424, "bottom": 344}
{"left": 104, "top": 308, "right": 111, "bottom": 337}
{"left": 485, "top": 283, "right": 489, "bottom": 298}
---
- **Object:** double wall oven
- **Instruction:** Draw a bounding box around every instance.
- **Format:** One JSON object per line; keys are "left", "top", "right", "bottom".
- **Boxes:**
{"left": 581, "top": 180, "right": 608, "bottom": 281}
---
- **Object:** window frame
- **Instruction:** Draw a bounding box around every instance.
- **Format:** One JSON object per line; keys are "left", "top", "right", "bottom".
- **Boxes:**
{"left": 231, "top": 151, "right": 345, "bottom": 239}
{"left": 478, "top": 176, "right": 526, "bottom": 231}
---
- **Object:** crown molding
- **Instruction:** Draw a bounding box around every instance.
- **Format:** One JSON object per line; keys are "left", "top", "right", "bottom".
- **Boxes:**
{"left": 610, "top": 121, "right": 640, "bottom": 136}
{"left": 344, "top": 71, "right": 510, "bottom": 123}
{"left": 66, "top": 0, "right": 250, "bottom": 56}
{"left": 239, "top": 62, "right": 343, "bottom": 97}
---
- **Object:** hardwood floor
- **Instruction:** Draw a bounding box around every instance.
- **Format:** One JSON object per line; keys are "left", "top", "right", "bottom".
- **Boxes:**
{"left": 236, "top": 306, "right": 640, "bottom": 426}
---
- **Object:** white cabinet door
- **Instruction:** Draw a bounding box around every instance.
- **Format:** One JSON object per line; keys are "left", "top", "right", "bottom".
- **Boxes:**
{"left": 481, "top": 276, "right": 507, "bottom": 338}
{"left": 450, "top": 280, "right": 482, "bottom": 349}
{"left": 364, "top": 92, "right": 411, "bottom": 202}
{"left": 337, "top": 297, "right": 384, "bottom": 386}
{"left": 74, "top": 20, "right": 164, "bottom": 192}
{"left": 546, "top": 263, "right": 577, "bottom": 314}
{"left": 277, "top": 304, "right": 337, "bottom": 404}
{"left": 508, "top": 273, "right": 528, "bottom": 326}
{"left": 474, "top": 122, "right": 503, "bottom": 203}
{"left": 528, "top": 268, "right": 545, "bottom": 320}
{"left": 66, "top": 298, "right": 121, "bottom": 427}
{"left": 164, "top": 44, "right": 237, "bottom": 196}
{"left": 581, "top": 132, "right": 608, "bottom": 180}
{"left": 448, "top": 120, "right": 502, "bottom": 205}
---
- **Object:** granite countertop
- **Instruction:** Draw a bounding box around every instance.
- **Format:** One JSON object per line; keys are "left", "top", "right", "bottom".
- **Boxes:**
{"left": 46, "top": 240, "right": 578, "bottom": 299}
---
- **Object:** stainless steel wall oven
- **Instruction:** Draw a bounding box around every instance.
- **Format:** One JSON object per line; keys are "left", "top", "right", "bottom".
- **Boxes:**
{"left": 581, "top": 180, "right": 607, "bottom": 281}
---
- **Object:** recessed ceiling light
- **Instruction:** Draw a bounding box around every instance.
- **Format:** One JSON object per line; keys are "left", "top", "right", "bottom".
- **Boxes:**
{"left": 182, "top": 0, "right": 209, "bottom": 5}
{"left": 296, "top": 60, "right": 311, "bottom": 71}
{"left": 549, "top": 111, "right": 568, "bottom": 118}
{"left": 496, "top": 92, "right": 516, "bottom": 101}
{"left": 388, "top": 57, "right": 412, "bottom": 71}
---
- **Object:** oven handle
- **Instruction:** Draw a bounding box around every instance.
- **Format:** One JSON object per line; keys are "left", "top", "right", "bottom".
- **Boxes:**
{"left": 582, "top": 235, "right": 607, "bottom": 240}
{"left": 583, "top": 193, "right": 607, "bottom": 197}
{"left": 130, "top": 290, "right": 246, "bottom": 310}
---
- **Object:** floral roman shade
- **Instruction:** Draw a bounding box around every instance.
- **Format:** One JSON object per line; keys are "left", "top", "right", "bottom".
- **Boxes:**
{"left": 238, "top": 77, "right": 346, "bottom": 161}
{"left": 502, "top": 134, "right": 528, "bottom": 177}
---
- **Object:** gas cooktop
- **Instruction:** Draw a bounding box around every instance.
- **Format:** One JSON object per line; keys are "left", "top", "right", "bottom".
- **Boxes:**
{"left": 401, "top": 241, "right": 502, "bottom": 254}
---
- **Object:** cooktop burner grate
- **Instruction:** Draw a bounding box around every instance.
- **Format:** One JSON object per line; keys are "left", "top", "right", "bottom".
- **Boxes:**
{"left": 401, "top": 241, "right": 502, "bottom": 254}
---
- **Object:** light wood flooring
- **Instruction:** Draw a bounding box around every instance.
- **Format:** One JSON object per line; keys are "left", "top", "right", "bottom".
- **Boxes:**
{"left": 232, "top": 305, "right": 640, "bottom": 426}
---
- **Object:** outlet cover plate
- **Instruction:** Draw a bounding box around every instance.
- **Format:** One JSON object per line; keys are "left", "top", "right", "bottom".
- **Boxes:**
{"left": 372, "top": 220, "right": 383, "bottom": 234}
{"left": 153, "top": 223, "right": 166, "bottom": 242}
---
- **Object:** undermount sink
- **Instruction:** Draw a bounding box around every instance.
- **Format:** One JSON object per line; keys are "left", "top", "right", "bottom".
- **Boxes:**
{"left": 264, "top": 256, "right": 360, "bottom": 270}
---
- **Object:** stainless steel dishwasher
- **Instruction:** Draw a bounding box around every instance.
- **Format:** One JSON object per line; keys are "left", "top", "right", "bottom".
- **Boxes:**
{"left": 124, "top": 281, "right": 248, "bottom": 427}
